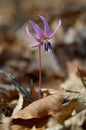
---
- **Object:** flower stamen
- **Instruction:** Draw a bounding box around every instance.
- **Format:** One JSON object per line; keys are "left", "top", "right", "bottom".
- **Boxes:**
{"left": 44, "top": 41, "right": 52, "bottom": 51}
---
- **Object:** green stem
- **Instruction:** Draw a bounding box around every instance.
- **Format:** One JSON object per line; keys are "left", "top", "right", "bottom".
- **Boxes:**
{"left": 38, "top": 46, "right": 42, "bottom": 99}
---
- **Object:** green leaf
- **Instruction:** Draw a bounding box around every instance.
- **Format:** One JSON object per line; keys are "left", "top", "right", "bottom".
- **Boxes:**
{"left": 0, "top": 70, "right": 34, "bottom": 103}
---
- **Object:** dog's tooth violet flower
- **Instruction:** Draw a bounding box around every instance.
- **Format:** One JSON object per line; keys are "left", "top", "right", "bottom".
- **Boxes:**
{"left": 26, "top": 15, "right": 61, "bottom": 51}
{"left": 26, "top": 16, "right": 61, "bottom": 99}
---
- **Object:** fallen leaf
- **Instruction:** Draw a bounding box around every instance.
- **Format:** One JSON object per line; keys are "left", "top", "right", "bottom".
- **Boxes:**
{"left": 31, "top": 126, "right": 45, "bottom": 130}
{"left": 12, "top": 116, "right": 49, "bottom": 128}
{"left": 46, "top": 123, "right": 63, "bottom": 130}
{"left": 60, "top": 73, "right": 86, "bottom": 94}
{"left": 12, "top": 93, "right": 23, "bottom": 116}
{"left": 11, "top": 124, "right": 30, "bottom": 130}
{"left": 0, "top": 114, "right": 11, "bottom": 130}
{"left": 64, "top": 108, "right": 86, "bottom": 127}
{"left": 46, "top": 117, "right": 58, "bottom": 128}
{"left": 78, "top": 67, "right": 86, "bottom": 78}
{"left": 12, "top": 125, "right": 45, "bottom": 130}
{"left": 52, "top": 99, "right": 85, "bottom": 123}
{"left": 12, "top": 89, "right": 64, "bottom": 119}
{"left": 0, "top": 93, "right": 24, "bottom": 130}
{"left": 65, "top": 91, "right": 86, "bottom": 100}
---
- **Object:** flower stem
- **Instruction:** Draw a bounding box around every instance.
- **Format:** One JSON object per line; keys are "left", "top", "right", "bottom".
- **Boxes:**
{"left": 38, "top": 46, "right": 42, "bottom": 99}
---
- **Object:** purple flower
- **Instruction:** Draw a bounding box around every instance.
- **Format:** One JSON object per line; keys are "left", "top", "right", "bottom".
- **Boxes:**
{"left": 26, "top": 15, "right": 61, "bottom": 51}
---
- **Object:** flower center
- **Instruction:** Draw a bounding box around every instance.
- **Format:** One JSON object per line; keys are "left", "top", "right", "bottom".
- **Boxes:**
{"left": 44, "top": 41, "right": 52, "bottom": 51}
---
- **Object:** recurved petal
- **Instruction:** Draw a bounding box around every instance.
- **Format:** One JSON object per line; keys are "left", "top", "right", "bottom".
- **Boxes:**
{"left": 39, "top": 15, "right": 51, "bottom": 36}
{"left": 26, "top": 25, "right": 39, "bottom": 42}
{"left": 49, "top": 20, "right": 61, "bottom": 39}
{"left": 29, "top": 20, "right": 44, "bottom": 39}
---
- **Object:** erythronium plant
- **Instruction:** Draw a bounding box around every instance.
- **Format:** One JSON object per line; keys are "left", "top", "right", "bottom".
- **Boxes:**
{"left": 26, "top": 15, "right": 61, "bottom": 99}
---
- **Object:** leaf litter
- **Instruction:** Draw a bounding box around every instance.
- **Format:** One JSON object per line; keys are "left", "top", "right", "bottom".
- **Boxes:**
{"left": 0, "top": 1, "right": 86, "bottom": 129}
{"left": 12, "top": 89, "right": 64, "bottom": 119}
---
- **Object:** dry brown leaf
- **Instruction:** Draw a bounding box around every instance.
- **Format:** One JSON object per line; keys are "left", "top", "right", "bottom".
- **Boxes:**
{"left": 64, "top": 108, "right": 86, "bottom": 127}
{"left": 60, "top": 73, "right": 86, "bottom": 94}
{"left": 12, "top": 93, "right": 23, "bottom": 116}
{"left": 0, "top": 115, "right": 11, "bottom": 130}
{"left": 11, "top": 124, "right": 30, "bottom": 130}
{"left": 78, "top": 67, "right": 86, "bottom": 78}
{"left": 46, "top": 123, "right": 63, "bottom": 130}
{"left": 12, "top": 116, "right": 49, "bottom": 128}
{"left": 65, "top": 91, "right": 86, "bottom": 100}
{"left": 52, "top": 99, "right": 85, "bottom": 123}
{"left": 0, "top": 93, "right": 24, "bottom": 130}
{"left": 31, "top": 126, "right": 45, "bottom": 130}
{"left": 12, "top": 89, "right": 64, "bottom": 119}
{"left": 46, "top": 117, "right": 57, "bottom": 127}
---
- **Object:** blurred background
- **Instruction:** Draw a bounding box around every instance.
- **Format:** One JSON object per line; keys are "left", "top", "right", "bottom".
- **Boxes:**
{"left": 0, "top": 0, "right": 86, "bottom": 89}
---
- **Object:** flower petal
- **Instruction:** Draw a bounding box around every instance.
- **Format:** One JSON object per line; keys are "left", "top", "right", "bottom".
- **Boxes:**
{"left": 26, "top": 25, "right": 39, "bottom": 42}
{"left": 39, "top": 15, "right": 51, "bottom": 36}
{"left": 31, "top": 42, "right": 43, "bottom": 48}
{"left": 29, "top": 20, "right": 44, "bottom": 39}
{"left": 49, "top": 20, "right": 61, "bottom": 39}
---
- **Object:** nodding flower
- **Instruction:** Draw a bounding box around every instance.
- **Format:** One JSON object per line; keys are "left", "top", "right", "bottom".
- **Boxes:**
{"left": 26, "top": 15, "right": 61, "bottom": 51}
